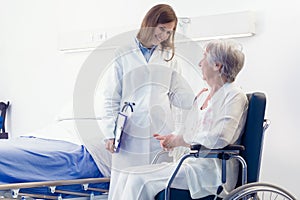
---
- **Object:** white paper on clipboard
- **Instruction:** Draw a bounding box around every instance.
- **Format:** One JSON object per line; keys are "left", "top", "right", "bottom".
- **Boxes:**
{"left": 113, "top": 112, "right": 127, "bottom": 152}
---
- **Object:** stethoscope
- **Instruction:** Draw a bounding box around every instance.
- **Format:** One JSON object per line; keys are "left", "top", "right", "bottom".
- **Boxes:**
{"left": 121, "top": 102, "right": 135, "bottom": 113}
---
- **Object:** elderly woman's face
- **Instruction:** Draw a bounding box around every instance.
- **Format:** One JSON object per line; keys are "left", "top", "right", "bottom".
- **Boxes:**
{"left": 199, "top": 51, "right": 216, "bottom": 82}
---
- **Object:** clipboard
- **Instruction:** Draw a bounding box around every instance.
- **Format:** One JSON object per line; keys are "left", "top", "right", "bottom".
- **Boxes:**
{"left": 113, "top": 112, "right": 127, "bottom": 152}
{"left": 113, "top": 102, "right": 135, "bottom": 152}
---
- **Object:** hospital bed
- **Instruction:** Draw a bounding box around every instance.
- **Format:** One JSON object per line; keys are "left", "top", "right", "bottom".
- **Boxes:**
{"left": 0, "top": 114, "right": 111, "bottom": 199}
{"left": 154, "top": 92, "right": 296, "bottom": 200}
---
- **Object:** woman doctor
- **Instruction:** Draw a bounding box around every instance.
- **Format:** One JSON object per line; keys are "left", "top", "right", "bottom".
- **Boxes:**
{"left": 109, "top": 39, "right": 249, "bottom": 199}
{"left": 98, "top": 4, "right": 195, "bottom": 199}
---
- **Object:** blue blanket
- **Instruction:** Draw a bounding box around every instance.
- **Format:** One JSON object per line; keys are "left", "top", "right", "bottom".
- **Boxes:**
{"left": 0, "top": 136, "right": 105, "bottom": 183}
{"left": 0, "top": 136, "right": 109, "bottom": 198}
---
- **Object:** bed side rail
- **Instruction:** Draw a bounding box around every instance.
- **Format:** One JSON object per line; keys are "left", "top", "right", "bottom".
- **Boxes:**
{"left": 0, "top": 177, "right": 110, "bottom": 199}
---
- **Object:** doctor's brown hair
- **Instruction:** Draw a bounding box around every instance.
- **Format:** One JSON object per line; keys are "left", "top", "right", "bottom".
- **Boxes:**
{"left": 137, "top": 4, "right": 178, "bottom": 61}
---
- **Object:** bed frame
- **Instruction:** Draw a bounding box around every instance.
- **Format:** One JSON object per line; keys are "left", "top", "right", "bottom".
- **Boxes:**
{"left": 0, "top": 177, "right": 110, "bottom": 199}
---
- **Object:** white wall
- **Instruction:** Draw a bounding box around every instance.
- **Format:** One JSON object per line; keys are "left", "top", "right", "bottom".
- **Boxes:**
{"left": 1, "top": 0, "right": 299, "bottom": 198}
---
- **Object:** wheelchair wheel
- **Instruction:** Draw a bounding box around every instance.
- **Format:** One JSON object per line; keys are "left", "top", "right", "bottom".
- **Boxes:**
{"left": 223, "top": 182, "right": 296, "bottom": 200}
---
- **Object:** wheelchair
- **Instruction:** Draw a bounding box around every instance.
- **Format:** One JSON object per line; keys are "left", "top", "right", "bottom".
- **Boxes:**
{"left": 154, "top": 92, "right": 296, "bottom": 200}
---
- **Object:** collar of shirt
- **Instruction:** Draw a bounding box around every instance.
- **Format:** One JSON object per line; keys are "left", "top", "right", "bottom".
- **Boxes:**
{"left": 136, "top": 38, "right": 157, "bottom": 63}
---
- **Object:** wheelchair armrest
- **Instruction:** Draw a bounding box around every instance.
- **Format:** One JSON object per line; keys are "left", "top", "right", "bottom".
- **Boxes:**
{"left": 190, "top": 143, "right": 245, "bottom": 152}
{"left": 189, "top": 143, "right": 246, "bottom": 186}
{"left": 223, "top": 144, "right": 245, "bottom": 151}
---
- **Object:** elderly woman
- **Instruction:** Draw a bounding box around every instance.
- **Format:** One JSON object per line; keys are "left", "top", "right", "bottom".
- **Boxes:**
{"left": 109, "top": 39, "right": 249, "bottom": 200}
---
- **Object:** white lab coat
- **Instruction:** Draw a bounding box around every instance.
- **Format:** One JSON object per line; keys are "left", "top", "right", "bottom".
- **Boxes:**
{"left": 98, "top": 37, "right": 195, "bottom": 199}
{"left": 109, "top": 82, "right": 248, "bottom": 200}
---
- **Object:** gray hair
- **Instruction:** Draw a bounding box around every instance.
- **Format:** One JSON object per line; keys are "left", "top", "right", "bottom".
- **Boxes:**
{"left": 205, "top": 39, "right": 245, "bottom": 82}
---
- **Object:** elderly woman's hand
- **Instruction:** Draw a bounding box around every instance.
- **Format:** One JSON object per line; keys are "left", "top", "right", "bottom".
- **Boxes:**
{"left": 153, "top": 133, "right": 186, "bottom": 151}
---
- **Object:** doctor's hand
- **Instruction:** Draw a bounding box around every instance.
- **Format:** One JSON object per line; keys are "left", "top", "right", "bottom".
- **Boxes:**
{"left": 105, "top": 139, "right": 115, "bottom": 153}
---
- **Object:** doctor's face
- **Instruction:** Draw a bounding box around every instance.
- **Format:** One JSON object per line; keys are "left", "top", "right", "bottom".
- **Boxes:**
{"left": 151, "top": 21, "right": 175, "bottom": 46}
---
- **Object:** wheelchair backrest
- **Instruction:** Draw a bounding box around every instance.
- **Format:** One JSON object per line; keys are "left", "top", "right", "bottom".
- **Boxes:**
{"left": 236, "top": 92, "right": 267, "bottom": 187}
